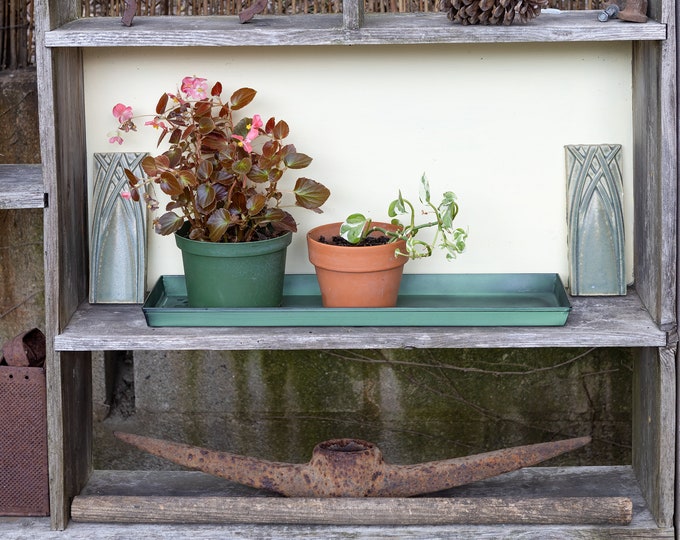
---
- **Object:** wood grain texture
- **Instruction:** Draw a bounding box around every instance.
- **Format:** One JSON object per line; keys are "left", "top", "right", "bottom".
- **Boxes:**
{"left": 65, "top": 466, "right": 662, "bottom": 535}
{"left": 343, "top": 0, "right": 363, "bottom": 30}
{"left": 632, "top": 0, "right": 677, "bottom": 330}
{"left": 43, "top": 12, "right": 666, "bottom": 48}
{"left": 54, "top": 290, "right": 666, "bottom": 351}
{"left": 36, "top": 0, "right": 92, "bottom": 530}
{"left": 0, "top": 164, "right": 44, "bottom": 209}
{"left": 71, "top": 496, "right": 633, "bottom": 525}
{"left": 0, "top": 516, "right": 674, "bottom": 539}
{"left": 632, "top": 347, "right": 676, "bottom": 527}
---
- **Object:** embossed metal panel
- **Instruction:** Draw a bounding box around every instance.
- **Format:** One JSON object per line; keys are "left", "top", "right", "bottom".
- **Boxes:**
{"left": 90, "top": 152, "right": 148, "bottom": 303}
{"left": 565, "top": 144, "right": 625, "bottom": 296}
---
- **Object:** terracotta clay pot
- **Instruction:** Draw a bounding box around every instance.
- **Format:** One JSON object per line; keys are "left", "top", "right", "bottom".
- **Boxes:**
{"left": 307, "top": 222, "right": 408, "bottom": 308}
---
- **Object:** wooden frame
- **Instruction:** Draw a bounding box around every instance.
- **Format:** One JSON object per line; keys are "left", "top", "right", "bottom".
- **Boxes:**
{"left": 33, "top": 0, "right": 677, "bottom": 535}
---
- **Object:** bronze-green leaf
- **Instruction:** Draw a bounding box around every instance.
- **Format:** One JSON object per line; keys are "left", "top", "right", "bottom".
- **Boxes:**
{"left": 194, "top": 101, "right": 211, "bottom": 117}
{"left": 141, "top": 155, "right": 157, "bottom": 177}
{"left": 164, "top": 147, "right": 181, "bottom": 169}
{"left": 196, "top": 183, "right": 216, "bottom": 213}
{"left": 283, "top": 152, "right": 313, "bottom": 170}
{"left": 272, "top": 119, "right": 289, "bottom": 140}
{"left": 261, "top": 140, "right": 278, "bottom": 158}
{"left": 293, "top": 177, "right": 330, "bottom": 211}
{"left": 247, "top": 164, "right": 269, "bottom": 183}
{"left": 198, "top": 116, "right": 215, "bottom": 135}
{"left": 154, "top": 212, "right": 184, "bottom": 235}
{"left": 178, "top": 170, "right": 197, "bottom": 188}
{"left": 232, "top": 157, "right": 252, "bottom": 175}
{"left": 211, "top": 81, "right": 223, "bottom": 96}
{"left": 266, "top": 208, "right": 297, "bottom": 233}
{"left": 206, "top": 208, "right": 233, "bottom": 242}
{"left": 230, "top": 88, "right": 257, "bottom": 110}
{"left": 201, "top": 133, "right": 228, "bottom": 152}
{"left": 169, "top": 128, "right": 182, "bottom": 145}
{"left": 181, "top": 125, "right": 195, "bottom": 140}
{"left": 197, "top": 160, "right": 214, "bottom": 182}
{"left": 246, "top": 194, "right": 267, "bottom": 216}
{"left": 124, "top": 168, "right": 141, "bottom": 187}
{"left": 155, "top": 92, "right": 169, "bottom": 114}
{"left": 159, "top": 172, "right": 184, "bottom": 196}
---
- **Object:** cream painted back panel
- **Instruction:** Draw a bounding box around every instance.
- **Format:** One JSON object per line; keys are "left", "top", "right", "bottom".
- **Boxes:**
{"left": 84, "top": 43, "right": 633, "bottom": 287}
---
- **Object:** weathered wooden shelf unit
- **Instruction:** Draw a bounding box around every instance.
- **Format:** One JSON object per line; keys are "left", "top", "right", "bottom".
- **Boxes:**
{"left": 36, "top": 0, "right": 677, "bottom": 536}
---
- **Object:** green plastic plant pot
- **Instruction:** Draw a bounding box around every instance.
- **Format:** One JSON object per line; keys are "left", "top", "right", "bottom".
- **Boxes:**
{"left": 175, "top": 226, "right": 292, "bottom": 308}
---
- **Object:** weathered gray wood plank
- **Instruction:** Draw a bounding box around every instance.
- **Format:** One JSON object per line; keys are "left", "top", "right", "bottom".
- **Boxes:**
{"left": 0, "top": 468, "right": 673, "bottom": 537}
{"left": 64, "top": 467, "right": 662, "bottom": 535}
{"left": 0, "top": 516, "right": 674, "bottom": 539}
{"left": 71, "top": 496, "right": 633, "bottom": 525}
{"left": 54, "top": 289, "right": 667, "bottom": 351}
{"left": 0, "top": 164, "right": 44, "bottom": 209}
{"left": 36, "top": 0, "right": 92, "bottom": 531}
{"left": 631, "top": 0, "right": 677, "bottom": 330}
{"left": 44, "top": 12, "right": 666, "bottom": 48}
{"left": 632, "top": 347, "right": 676, "bottom": 527}
{"left": 343, "top": 0, "right": 363, "bottom": 30}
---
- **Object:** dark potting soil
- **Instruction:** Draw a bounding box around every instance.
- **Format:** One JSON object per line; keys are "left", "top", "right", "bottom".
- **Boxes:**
{"left": 317, "top": 235, "right": 391, "bottom": 247}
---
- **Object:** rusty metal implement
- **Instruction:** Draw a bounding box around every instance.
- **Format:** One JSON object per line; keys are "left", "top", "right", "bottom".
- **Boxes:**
{"left": 114, "top": 433, "right": 590, "bottom": 497}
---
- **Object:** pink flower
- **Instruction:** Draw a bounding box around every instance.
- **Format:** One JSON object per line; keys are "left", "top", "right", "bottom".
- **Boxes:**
{"left": 233, "top": 115, "right": 262, "bottom": 153}
{"left": 145, "top": 117, "right": 167, "bottom": 130}
{"left": 120, "top": 191, "right": 132, "bottom": 200}
{"left": 109, "top": 133, "right": 124, "bottom": 145}
{"left": 181, "top": 76, "right": 209, "bottom": 100}
{"left": 232, "top": 134, "right": 252, "bottom": 153}
{"left": 247, "top": 114, "right": 263, "bottom": 140}
{"left": 112, "top": 103, "right": 133, "bottom": 123}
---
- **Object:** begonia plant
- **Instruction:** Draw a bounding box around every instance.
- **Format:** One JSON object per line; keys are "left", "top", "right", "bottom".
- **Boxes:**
{"left": 109, "top": 76, "right": 330, "bottom": 243}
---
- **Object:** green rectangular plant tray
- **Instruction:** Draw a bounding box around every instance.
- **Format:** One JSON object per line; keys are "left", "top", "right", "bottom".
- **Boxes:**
{"left": 142, "top": 273, "right": 571, "bottom": 327}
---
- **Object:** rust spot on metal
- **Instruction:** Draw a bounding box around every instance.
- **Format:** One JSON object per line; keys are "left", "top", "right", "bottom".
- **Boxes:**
{"left": 114, "top": 432, "right": 591, "bottom": 497}
{"left": 1, "top": 328, "right": 45, "bottom": 368}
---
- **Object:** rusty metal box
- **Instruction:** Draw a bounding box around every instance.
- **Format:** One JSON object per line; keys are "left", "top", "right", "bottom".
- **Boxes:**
{"left": 0, "top": 365, "right": 49, "bottom": 516}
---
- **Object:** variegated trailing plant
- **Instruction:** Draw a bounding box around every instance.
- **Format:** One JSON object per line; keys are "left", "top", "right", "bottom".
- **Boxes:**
{"left": 339, "top": 174, "right": 468, "bottom": 260}
{"left": 109, "top": 76, "right": 330, "bottom": 243}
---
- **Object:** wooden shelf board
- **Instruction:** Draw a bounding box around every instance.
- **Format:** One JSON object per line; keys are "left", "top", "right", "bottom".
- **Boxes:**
{"left": 65, "top": 466, "right": 671, "bottom": 537}
{"left": 0, "top": 164, "right": 44, "bottom": 209}
{"left": 44, "top": 12, "right": 666, "bottom": 48}
{"left": 54, "top": 288, "right": 667, "bottom": 351}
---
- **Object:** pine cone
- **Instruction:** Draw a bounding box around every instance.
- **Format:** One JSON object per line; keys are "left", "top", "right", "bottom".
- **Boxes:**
{"left": 441, "top": 0, "right": 548, "bottom": 25}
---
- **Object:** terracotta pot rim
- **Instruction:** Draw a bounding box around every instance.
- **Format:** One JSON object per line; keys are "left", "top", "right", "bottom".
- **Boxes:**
{"left": 307, "top": 221, "right": 403, "bottom": 248}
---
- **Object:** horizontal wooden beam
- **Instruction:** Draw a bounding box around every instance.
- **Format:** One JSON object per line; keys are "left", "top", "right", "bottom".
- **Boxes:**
{"left": 54, "top": 289, "right": 667, "bottom": 351}
{"left": 45, "top": 12, "right": 666, "bottom": 48}
{"left": 72, "top": 495, "right": 633, "bottom": 526}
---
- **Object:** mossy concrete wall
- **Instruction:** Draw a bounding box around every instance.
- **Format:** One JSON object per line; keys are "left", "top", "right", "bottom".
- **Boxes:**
{"left": 97, "top": 347, "right": 632, "bottom": 469}
{"left": 0, "top": 68, "right": 44, "bottom": 345}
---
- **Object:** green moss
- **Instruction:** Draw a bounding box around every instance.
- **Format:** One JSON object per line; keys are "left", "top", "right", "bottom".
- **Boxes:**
{"left": 101, "top": 347, "right": 633, "bottom": 469}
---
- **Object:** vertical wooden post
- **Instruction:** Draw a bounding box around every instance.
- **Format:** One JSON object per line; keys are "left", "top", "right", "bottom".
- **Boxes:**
{"left": 632, "top": 347, "right": 676, "bottom": 527}
{"left": 343, "top": 0, "right": 363, "bottom": 30}
{"left": 35, "top": 0, "right": 92, "bottom": 530}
